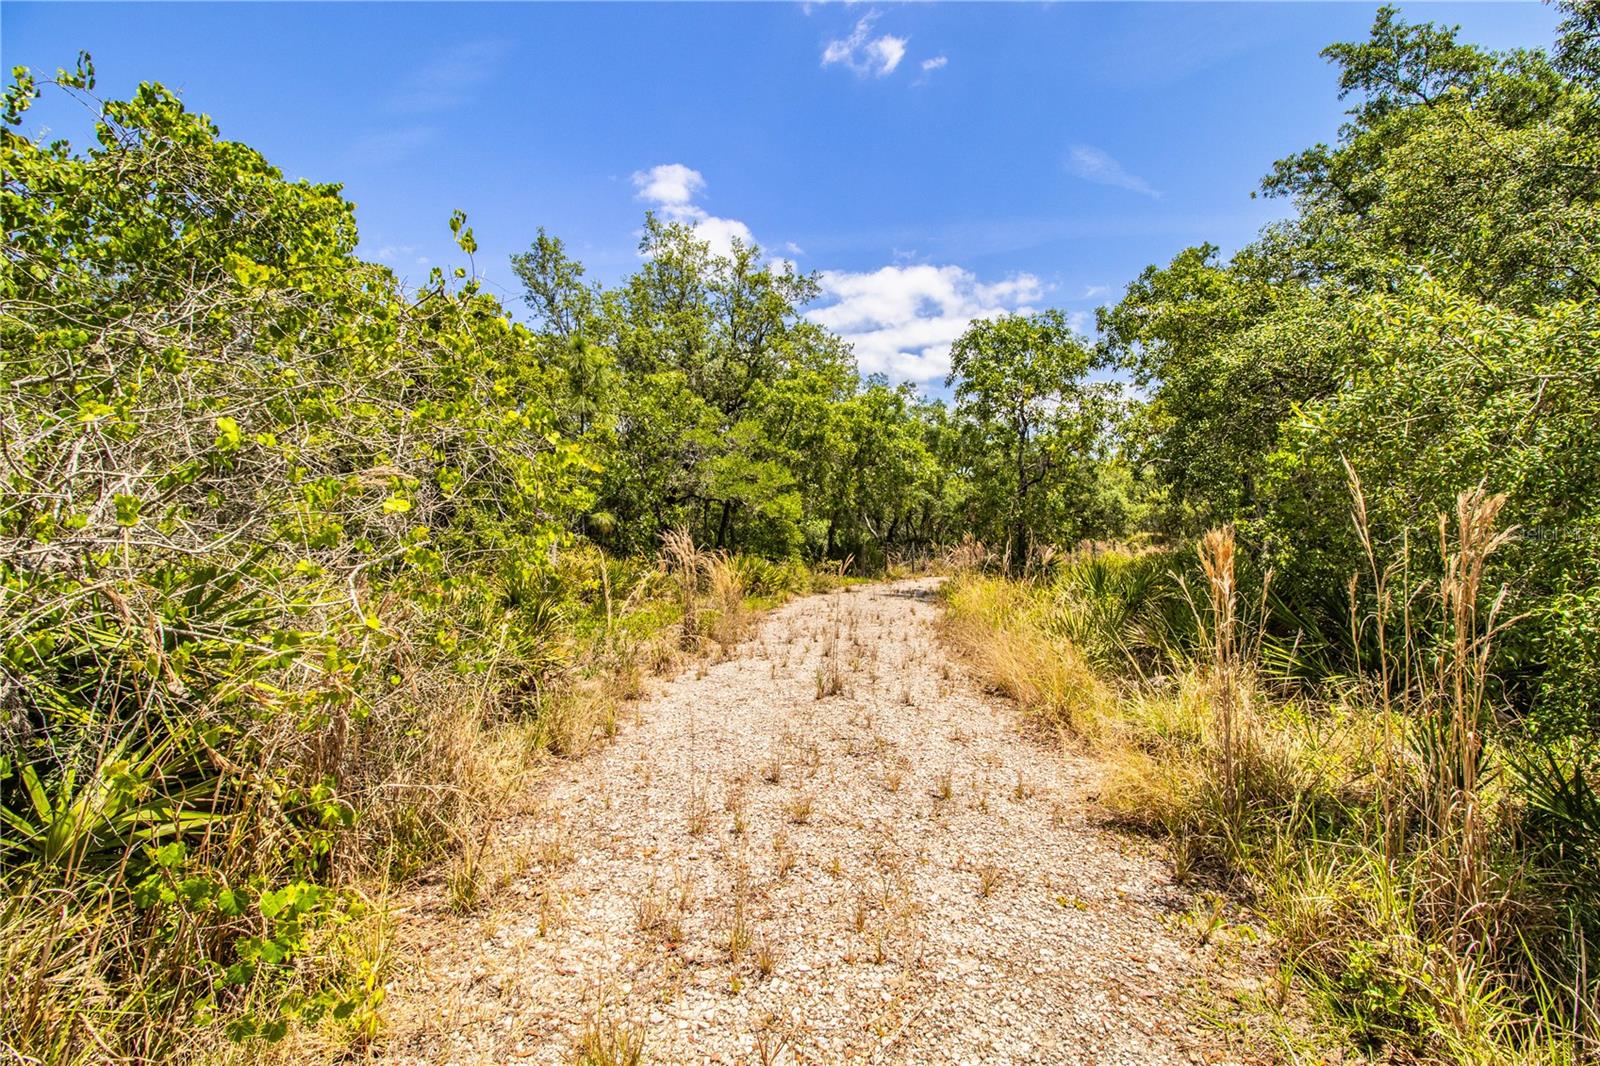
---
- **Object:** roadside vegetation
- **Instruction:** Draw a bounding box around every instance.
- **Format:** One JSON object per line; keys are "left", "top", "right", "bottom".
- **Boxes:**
{"left": 945, "top": 5, "right": 1600, "bottom": 1061}
{"left": 2, "top": 3, "right": 1597, "bottom": 1063}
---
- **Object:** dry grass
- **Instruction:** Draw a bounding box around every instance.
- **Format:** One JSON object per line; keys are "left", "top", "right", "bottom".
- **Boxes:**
{"left": 573, "top": 1008, "right": 646, "bottom": 1066}
{"left": 685, "top": 783, "right": 713, "bottom": 836}
{"left": 1194, "top": 525, "right": 1254, "bottom": 837}
{"left": 784, "top": 791, "right": 815, "bottom": 825}
{"left": 814, "top": 658, "right": 845, "bottom": 700}
{"left": 658, "top": 528, "right": 754, "bottom": 657}
{"left": 753, "top": 934, "right": 778, "bottom": 977}
{"left": 941, "top": 576, "right": 1113, "bottom": 738}
{"left": 707, "top": 553, "right": 752, "bottom": 652}
{"left": 661, "top": 526, "right": 707, "bottom": 649}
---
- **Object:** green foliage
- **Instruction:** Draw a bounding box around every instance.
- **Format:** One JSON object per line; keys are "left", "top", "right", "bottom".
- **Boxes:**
{"left": 1103, "top": 4, "right": 1600, "bottom": 738}
{"left": 1045, "top": 548, "right": 1197, "bottom": 674}
{"left": 0, "top": 58, "right": 595, "bottom": 1059}
{"left": 1087, "top": 11, "right": 1600, "bottom": 1053}
{"left": 509, "top": 217, "right": 976, "bottom": 564}
{"left": 945, "top": 310, "right": 1116, "bottom": 566}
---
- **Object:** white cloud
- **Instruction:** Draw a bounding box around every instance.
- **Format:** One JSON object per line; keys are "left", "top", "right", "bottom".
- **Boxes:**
{"left": 688, "top": 215, "right": 757, "bottom": 258}
{"left": 632, "top": 163, "right": 704, "bottom": 210}
{"left": 921, "top": 55, "right": 948, "bottom": 73}
{"left": 1064, "top": 145, "right": 1160, "bottom": 198}
{"left": 632, "top": 163, "right": 755, "bottom": 259}
{"left": 1080, "top": 284, "right": 1113, "bottom": 300}
{"left": 806, "top": 264, "right": 1046, "bottom": 385}
{"left": 823, "top": 14, "right": 908, "bottom": 78}
{"left": 867, "top": 34, "right": 907, "bottom": 75}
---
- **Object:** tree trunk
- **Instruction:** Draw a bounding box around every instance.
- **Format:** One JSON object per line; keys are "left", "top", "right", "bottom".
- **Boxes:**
{"left": 1013, "top": 432, "right": 1029, "bottom": 576}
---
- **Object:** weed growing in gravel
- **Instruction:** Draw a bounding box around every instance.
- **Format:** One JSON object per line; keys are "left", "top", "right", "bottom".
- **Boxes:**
{"left": 772, "top": 832, "right": 796, "bottom": 880}
{"left": 814, "top": 659, "right": 845, "bottom": 699}
{"left": 635, "top": 886, "right": 670, "bottom": 936}
{"left": 574, "top": 1008, "right": 646, "bottom": 1066}
{"left": 536, "top": 885, "right": 568, "bottom": 937}
{"left": 1191, "top": 892, "right": 1227, "bottom": 947}
{"left": 752, "top": 1014, "right": 794, "bottom": 1066}
{"left": 673, "top": 867, "right": 698, "bottom": 917}
{"left": 447, "top": 827, "right": 493, "bottom": 914}
{"left": 686, "top": 784, "right": 713, "bottom": 836}
{"left": 725, "top": 896, "right": 753, "bottom": 964}
{"left": 852, "top": 893, "right": 871, "bottom": 933}
{"left": 761, "top": 749, "right": 784, "bottom": 784}
{"left": 539, "top": 820, "right": 577, "bottom": 871}
{"left": 754, "top": 934, "right": 778, "bottom": 977}
{"left": 785, "top": 791, "right": 815, "bottom": 825}
{"left": 725, "top": 786, "right": 749, "bottom": 836}
{"left": 635, "top": 876, "right": 687, "bottom": 944}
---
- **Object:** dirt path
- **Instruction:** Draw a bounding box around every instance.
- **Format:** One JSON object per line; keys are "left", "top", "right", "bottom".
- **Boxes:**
{"left": 375, "top": 579, "right": 1245, "bottom": 1065}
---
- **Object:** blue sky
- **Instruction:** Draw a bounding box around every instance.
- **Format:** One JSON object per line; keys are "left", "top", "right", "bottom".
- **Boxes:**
{"left": 3, "top": 2, "right": 1563, "bottom": 389}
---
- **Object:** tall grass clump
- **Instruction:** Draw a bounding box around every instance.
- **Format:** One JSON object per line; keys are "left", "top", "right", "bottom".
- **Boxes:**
{"left": 1193, "top": 526, "right": 1254, "bottom": 838}
{"left": 658, "top": 527, "right": 771, "bottom": 656}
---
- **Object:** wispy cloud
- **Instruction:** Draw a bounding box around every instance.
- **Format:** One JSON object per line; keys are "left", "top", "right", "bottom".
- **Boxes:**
{"left": 391, "top": 40, "right": 512, "bottom": 114}
{"left": 822, "top": 13, "right": 907, "bottom": 78}
{"left": 371, "top": 243, "right": 431, "bottom": 268}
{"left": 1064, "top": 144, "right": 1160, "bottom": 198}
{"left": 807, "top": 264, "right": 1046, "bottom": 385}
{"left": 912, "top": 54, "right": 948, "bottom": 87}
{"left": 345, "top": 126, "right": 438, "bottom": 167}
{"left": 352, "top": 40, "right": 512, "bottom": 165}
